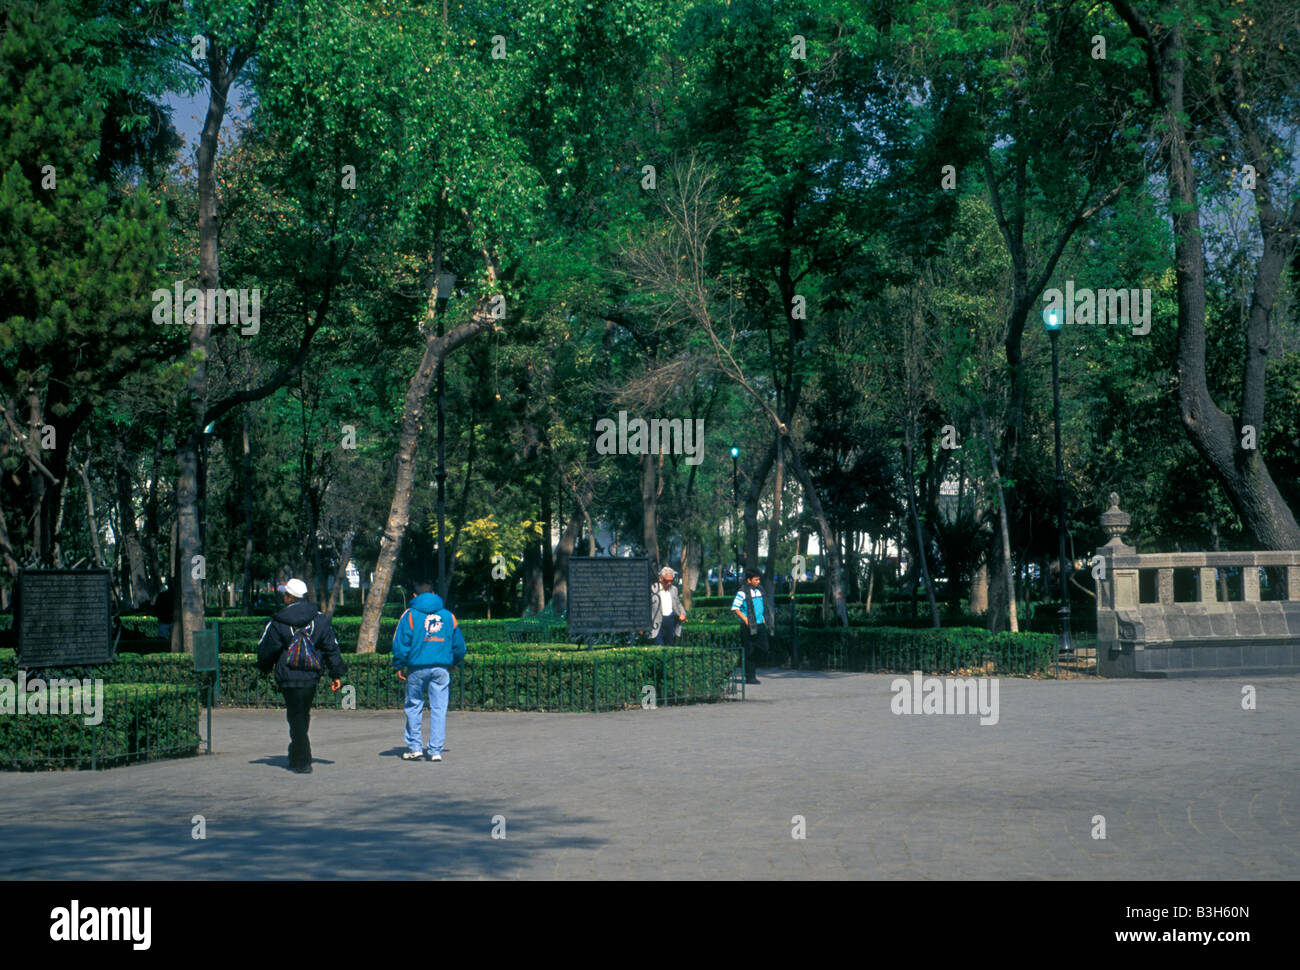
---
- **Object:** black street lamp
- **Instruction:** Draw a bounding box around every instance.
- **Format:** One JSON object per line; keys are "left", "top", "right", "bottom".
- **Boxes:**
{"left": 730, "top": 446, "right": 740, "bottom": 582}
{"left": 194, "top": 420, "right": 217, "bottom": 616}
{"left": 1043, "top": 306, "right": 1074, "bottom": 654}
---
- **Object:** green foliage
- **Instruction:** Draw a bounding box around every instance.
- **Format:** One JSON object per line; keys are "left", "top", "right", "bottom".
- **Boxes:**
{"left": 5, "top": 0, "right": 1299, "bottom": 629}
{"left": 790, "top": 627, "right": 1058, "bottom": 676}
{"left": 0, "top": 646, "right": 738, "bottom": 713}
{"left": 0, "top": 683, "right": 199, "bottom": 771}
{"left": 0, "top": 0, "right": 170, "bottom": 406}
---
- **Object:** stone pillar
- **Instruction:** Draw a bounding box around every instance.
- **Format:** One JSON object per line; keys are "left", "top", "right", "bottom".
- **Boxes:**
{"left": 1157, "top": 568, "right": 1173, "bottom": 605}
{"left": 1243, "top": 566, "right": 1259, "bottom": 602}
{"left": 1097, "top": 493, "right": 1136, "bottom": 677}
{"left": 1199, "top": 567, "right": 1217, "bottom": 603}
{"left": 1288, "top": 565, "right": 1300, "bottom": 601}
{"left": 1113, "top": 563, "right": 1140, "bottom": 609}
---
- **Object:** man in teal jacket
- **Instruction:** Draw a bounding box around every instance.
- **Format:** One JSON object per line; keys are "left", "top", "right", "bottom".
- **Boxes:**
{"left": 392, "top": 581, "right": 466, "bottom": 762}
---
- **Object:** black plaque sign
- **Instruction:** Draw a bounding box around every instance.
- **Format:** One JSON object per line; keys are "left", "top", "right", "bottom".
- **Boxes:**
{"left": 567, "top": 557, "right": 652, "bottom": 635}
{"left": 17, "top": 569, "right": 114, "bottom": 668}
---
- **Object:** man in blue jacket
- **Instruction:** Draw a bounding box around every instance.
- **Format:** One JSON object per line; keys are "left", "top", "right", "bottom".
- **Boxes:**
{"left": 392, "top": 581, "right": 466, "bottom": 762}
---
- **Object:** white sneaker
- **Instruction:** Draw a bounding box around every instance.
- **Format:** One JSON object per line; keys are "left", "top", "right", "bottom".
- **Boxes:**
{"left": 427, "top": 751, "right": 442, "bottom": 762}
{"left": 402, "top": 750, "right": 423, "bottom": 761}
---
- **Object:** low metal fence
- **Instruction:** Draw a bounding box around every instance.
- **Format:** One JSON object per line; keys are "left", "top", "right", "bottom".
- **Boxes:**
{"left": 1, "top": 684, "right": 200, "bottom": 771}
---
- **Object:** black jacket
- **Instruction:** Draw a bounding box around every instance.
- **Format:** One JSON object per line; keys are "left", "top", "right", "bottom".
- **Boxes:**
{"left": 256, "top": 599, "right": 346, "bottom": 689}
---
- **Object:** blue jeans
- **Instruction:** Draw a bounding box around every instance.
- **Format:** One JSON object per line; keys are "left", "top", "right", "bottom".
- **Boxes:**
{"left": 404, "top": 666, "right": 450, "bottom": 755}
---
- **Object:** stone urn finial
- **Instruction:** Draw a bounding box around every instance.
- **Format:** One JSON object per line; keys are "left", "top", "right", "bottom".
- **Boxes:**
{"left": 1100, "top": 492, "right": 1131, "bottom": 548}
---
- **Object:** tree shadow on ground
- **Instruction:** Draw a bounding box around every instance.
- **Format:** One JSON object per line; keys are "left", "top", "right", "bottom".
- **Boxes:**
{"left": 0, "top": 793, "right": 605, "bottom": 879}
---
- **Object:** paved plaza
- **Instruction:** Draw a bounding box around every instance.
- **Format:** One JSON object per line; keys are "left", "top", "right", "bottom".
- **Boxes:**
{"left": 1, "top": 671, "right": 1296, "bottom": 879}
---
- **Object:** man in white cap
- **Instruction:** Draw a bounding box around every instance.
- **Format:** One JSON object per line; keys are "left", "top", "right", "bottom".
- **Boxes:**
{"left": 649, "top": 566, "right": 687, "bottom": 645}
{"left": 256, "top": 578, "right": 346, "bottom": 773}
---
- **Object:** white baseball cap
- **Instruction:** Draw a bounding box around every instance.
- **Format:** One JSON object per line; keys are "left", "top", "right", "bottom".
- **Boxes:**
{"left": 285, "top": 578, "right": 309, "bottom": 598}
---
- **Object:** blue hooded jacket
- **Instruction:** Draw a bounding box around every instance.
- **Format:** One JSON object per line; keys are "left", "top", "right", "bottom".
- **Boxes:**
{"left": 392, "top": 592, "right": 467, "bottom": 669}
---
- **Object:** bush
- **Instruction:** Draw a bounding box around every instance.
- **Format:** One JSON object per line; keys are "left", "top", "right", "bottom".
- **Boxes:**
{"left": 0, "top": 649, "right": 202, "bottom": 687}
{"left": 784, "top": 626, "right": 1057, "bottom": 675}
{"left": 0, "top": 644, "right": 742, "bottom": 712}
{"left": 214, "top": 646, "right": 740, "bottom": 711}
{"left": 208, "top": 616, "right": 401, "bottom": 653}
{"left": 0, "top": 683, "right": 199, "bottom": 771}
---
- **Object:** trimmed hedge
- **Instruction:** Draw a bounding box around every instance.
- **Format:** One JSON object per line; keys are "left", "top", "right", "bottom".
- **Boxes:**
{"left": 0, "top": 645, "right": 741, "bottom": 712}
{"left": 782, "top": 626, "right": 1058, "bottom": 674}
{"left": 1, "top": 683, "right": 199, "bottom": 771}
{"left": 236, "top": 646, "right": 739, "bottom": 711}
{"left": 676, "top": 619, "right": 1057, "bottom": 674}
{"left": 4, "top": 616, "right": 1061, "bottom": 683}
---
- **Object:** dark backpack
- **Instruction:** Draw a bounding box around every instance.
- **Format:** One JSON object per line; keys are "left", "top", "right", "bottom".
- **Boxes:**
{"left": 284, "top": 618, "right": 322, "bottom": 672}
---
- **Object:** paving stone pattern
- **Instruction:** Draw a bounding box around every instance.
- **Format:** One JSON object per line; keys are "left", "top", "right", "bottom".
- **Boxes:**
{"left": 1, "top": 671, "right": 1295, "bottom": 879}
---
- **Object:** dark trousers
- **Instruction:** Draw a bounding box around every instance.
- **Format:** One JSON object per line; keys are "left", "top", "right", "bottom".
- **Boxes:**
{"left": 653, "top": 616, "right": 679, "bottom": 645}
{"left": 739, "top": 624, "right": 767, "bottom": 680}
{"left": 282, "top": 684, "right": 317, "bottom": 769}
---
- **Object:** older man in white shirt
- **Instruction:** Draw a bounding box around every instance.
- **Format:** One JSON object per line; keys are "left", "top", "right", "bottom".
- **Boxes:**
{"left": 649, "top": 566, "right": 687, "bottom": 645}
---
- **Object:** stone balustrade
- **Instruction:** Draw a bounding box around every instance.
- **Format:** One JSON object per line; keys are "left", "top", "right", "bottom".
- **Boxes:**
{"left": 1093, "top": 493, "right": 1300, "bottom": 676}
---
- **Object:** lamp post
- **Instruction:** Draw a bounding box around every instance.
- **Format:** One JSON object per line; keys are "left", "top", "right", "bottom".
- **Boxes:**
{"left": 1043, "top": 306, "right": 1074, "bottom": 654}
{"left": 730, "top": 446, "right": 740, "bottom": 582}
{"left": 197, "top": 420, "right": 216, "bottom": 611}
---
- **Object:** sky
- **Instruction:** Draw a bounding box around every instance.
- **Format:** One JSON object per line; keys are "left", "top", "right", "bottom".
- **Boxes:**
{"left": 164, "top": 83, "right": 251, "bottom": 157}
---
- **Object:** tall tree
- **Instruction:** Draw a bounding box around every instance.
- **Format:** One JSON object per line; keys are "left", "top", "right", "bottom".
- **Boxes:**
{"left": 0, "top": 0, "right": 170, "bottom": 574}
{"left": 1113, "top": 0, "right": 1300, "bottom": 548}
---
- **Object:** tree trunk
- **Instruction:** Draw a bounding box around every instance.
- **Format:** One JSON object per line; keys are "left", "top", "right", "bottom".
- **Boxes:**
{"left": 1162, "top": 31, "right": 1300, "bottom": 547}
{"left": 26, "top": 388, "right": 58, "bottom": 566}
{"left": 864, "top": 545, "right": 876, "bottom": 614}
{"left": 113, "top": 440, "right": 149, "bottom": 608}
{"left": 169, "top": 518, "right": 181, "bottom": 652}
{"left": 740, "top": 439, "right": 776, "bottom": 575}
{"left": 978, "top": 401, "right": 1019, "bottom": 633}
{"left": 0, "top": 496, "right": 22, "bottom": 580}
{"left": 1113, "top": 0, "right": 1300, "bottom": 549}
{"left": 142, "top": 436, "right": 162, "bottom": 599}
{"left": 50, "top": 463, "right": 67, "bottom": 567}
{"left": 522, "top": 529, "right": 545, "bottom": 614}
{"left": 444, "top": 389, "right": 478, "bottom": 597}
{"left": 72, "top": 441, "right": 103, "bottom": 568}
{"left": 324, "top": 529, "right": 355, "bottom": 622}
{"left": 176, "top": 48, "right": 244, "bottom": 655}
{"left": 240, "top": 404, "right": 255, "bottom": 615}
{"left": 641, "top": 451, "right": 659, "bottom": 566}
{"left": 787, "top": 442, "right": 849, "bottom": 626}
{"left": 901, "top": 433, "right": 941, "bottom": 629}
{"left": 682, "top": 537, "right": 701, "bottom": 611}
{"left": 969, "top": 562, "right": 989, "bottom": 615}
{"left": 766, "top": 431, "right": 784, "bottom": 588}
{"left": 551, "top": 507, "right": 584, "bottom": 616}
{"left": 356, "top": 287, "right": 499, "bottom": 653}
{"left": 542, "top": 479, "right": 554, "bottom": 595}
